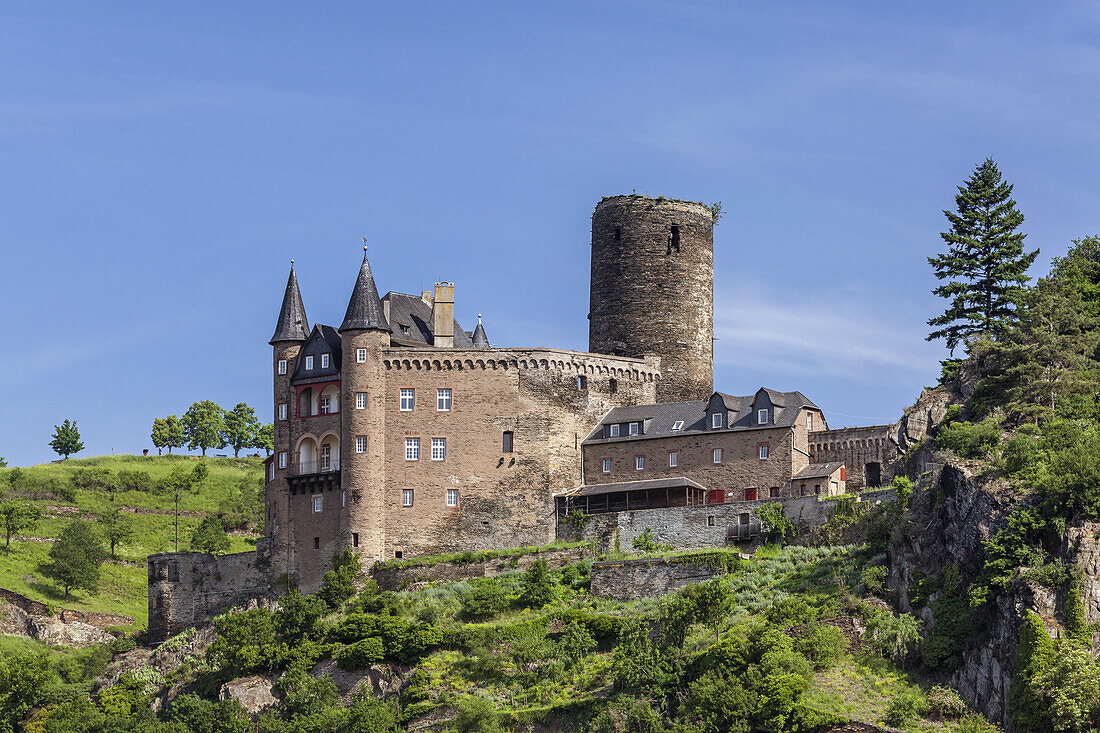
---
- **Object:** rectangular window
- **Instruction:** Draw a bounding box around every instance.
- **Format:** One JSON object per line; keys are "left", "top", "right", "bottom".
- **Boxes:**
{"left": 320, "top": 445, "right": 331, "bottom": 470}
{"left": 815, "top": 484, "right": 822, "bottom": 495}
{"left": 807, "top": 413, "right": 814, "bottom": 431}
{"left": 708, "top": 516, "right": 715, "bottom": 527}
{"left": 321, "top": 353, "right": 330, "bottom": 369}
{"left": 278, "top": 451, "right": 287, "bottom": 469}
{"left": 713, "top": 448, "right": 722, "bottom": 464}
{"left": 609, "top": 424, "right": 620, "bottom": 437}
{"left": 342, "top": 490, "right": 345, "bottom": 507}
{"left": 446, "top": 489, "right": 459, "bottom": 507}
{"left": 602, "top": 458, "right": 611, "bottom": 473}
{"left": 712, "top": 413, "right": 723, "bottom": 428}
{"left": 319, "top": 395, "right": 332, "bottom": 414}
{"left": 770, "top": 487, "right": 780, "bottom": 499}
{"left": 314, "top": 537, "right": 320, "bottom": 549}
{"left": 353, "top": 532, "right": 359, "bottom": 547}
{"left": 356, "top": 347, "right": 367, "bottom": 363}
{"left": 759, "top": 444, "right": 769, "bottom": 460}
{"left": 356, "top": 392, "right": 368, "bottom": 410}
{"left": 313, "top": 495, "right": 322, "bottom": 513}
{"left": 745, "top": 487, "right": 758, "bottom": 501}
{"left": 629, "top": 422, "right": 639, "bottom": 436}
{"left": 669, "top": 451, "right": 678, "bottom": 468}
{"left": 578, "top": 375, "right": 587, "bottom": 390}
{"left": 405, "top": 438, "right": 420, "bottom": 461}
{"left": 277, "top": 359, "right": 287, "bottom": 375}
{"left": 355, "top": 435, "right": 368, "bottom": 453}
{"left": 758, "top": 408, "right": 768, "bottom": 424}
{"left": 502, "top": 431, "right": 514, "bottom": 453}
{"left": 268, "top": 463, "right": 274, "bottom": 481}
{"left": 437, "top": 388, "right": 452, "bottom": 411}
{"left": 672, "top": 420, "right": 684, "bottom": 431}
{"left": 402, "top": 489, "right": 413, "bottom": 507}
{"left": 305, "top": 355, "right": 314, "bottom": 370}
{"left": 400, "top": 388, "right": 415, "bottom": 411}
{"left": 278, "top": 403, "right": 287, "bottom": 420}
{"left": 635, "top": 455, "right": 645, "bottom": 471}
{"left": 431, "top": 438, "right": 446, "bottom": 461}
{"left": 800, "top": 484, "right": 807, "bottom": 496}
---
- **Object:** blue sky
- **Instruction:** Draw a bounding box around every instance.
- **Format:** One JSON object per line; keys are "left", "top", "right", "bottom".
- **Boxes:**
{"left": 2, "top": 2, "right": 1099, "bottom": 465}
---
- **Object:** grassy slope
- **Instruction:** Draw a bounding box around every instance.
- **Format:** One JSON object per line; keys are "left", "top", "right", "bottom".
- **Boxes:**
{"left": 0, "top": 455, "right": 263, "bottom": 628}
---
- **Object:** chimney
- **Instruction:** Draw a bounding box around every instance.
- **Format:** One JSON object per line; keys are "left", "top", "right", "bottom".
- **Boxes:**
{"left": 421, "top": 290, "right": 433, "bottom": 305}
{"left": 432, "top": 282, "right": 455, "bottom": 347}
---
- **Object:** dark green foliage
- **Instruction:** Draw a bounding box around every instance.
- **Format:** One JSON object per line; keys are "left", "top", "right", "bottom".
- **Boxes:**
{"left": 96, "top": 507, "right": 135, "bottom": 560}
{"left": 221, "top": 403, "right": 259, "bottom": 458}
{"left": 555, "top": 620, "right": 596, "bottom": 667}
{"left": 922, "top": 567, "right": 974, "bottom": 672}
{"left": 328, "top": 612, "right": 440, "bottom": 663}
{"left": 0, "top": 498, "right": 41, "bottom": 556}
{"left": 190, "top": 461, "right": 210, "bottom": 493}
{"left": 190, "top": 515, "right": 230, "bottom": 556}
{"left": 970, "top": 506, "right": 1047, "bottom": 607}
{"left": 1064, "top": 576, "right": 1089, "bottom": 642}
{"left": 0, "top": 652, "right": 52, "bottom": 733}
{"left": 316, "top": 548, "right": 362, "bottom": 609}
{"left": 254, "top": 422, "right": 274, "bottom": 455}
{"left": 552, "top": 608, "right": 625, "bottom": 644}
{"left": 755, "top": 501, "right": 795, "bottom": 541}
{"left": 273, "top": 591, "right": 327, "bottom": 644}
{"left": 167, "top": 694, "right": 251, "bottom": 733}
{"left": 217, "top": 476, "right": 263, "bottom": 531}
{"left": 611, "top": 619, "right": 679, "bottom": 695}
{"left": 50, "top": 419, "right": 84, "bottom": 459}
{"left": 764, "top": 597, "right": 816, "bottom": 628}
{"left": 933, "top": 416, "right": 1001, "bottom": 458}
{"left": 885, "top": 690, "right": 929, "bottom": 726}
{"left": 591, "top": 695, "right": 665, "bottom": 733}
{"left": 206, "top": 608, "right": 287, "bottom": 676}
{"left": 860, "top": 565, "right": 886, "bottom": 595}
{"left": 275, "top": 668, "right": 340, "bottom": 716}
{"left": 40, "top": 519, "right": 106, "bottom": 600}
{"left": 1010, "top": 610, "right": 1057, "bottom": 733}
{"left": 927, "top": 157, "right": 1038, "bottom": 353}
{"left": 461, "top": 578, "right": 510, "bottom": 619}
{"left": 796, "top": 624, "right": 848, "bottom": 670}
{"left": 182, "top": 401, "right": 227, "bottom": 456}
{"left": 454, "top": 695, "right": 503, "bottom": 733}
{"left": 116, "top": 469, "right": 153, "bottom": 492}
{"left": 69, "top": 467, "right": 117, "bottom": 492}
{"left": 631, "top": 527, "right": 673, "bottom": 553}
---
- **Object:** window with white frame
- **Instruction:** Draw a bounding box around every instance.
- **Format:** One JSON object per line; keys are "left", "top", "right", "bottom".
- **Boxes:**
{"left": 669, "top": 451, "right": 678, "bottom": 467}
{"left": 635, "top": 455, "right": 645, "bottom": 470}
{"left": 759, "top": 444, "right": 769, "bottom": 460}
{"left": 305, "top": 355, "right": 314, "bottom": 370}
{"left": 400, "top": 388, "right": 415, "bottom": 411}
{"left": 313, "top": 495, "right": 322, "bottom": 513}
{"left": 758, "top": 408, "right": 768, "bottom": 424}
{"left": 806, "top": 413, "right": 813, "bottom": 431}
{"left": 713, "top": 448, "right": 722, "bottom": 464}
{"left": 446, "top": 489, "right": 459, "bottom": 507}
{"left": 437, "top": 388, "right": 452, "bottom": 411}
{"left": 278, "top": 451, "right": 288, "bottom": 468}
{"left": 356, "top": 347, "right": 367, "bottom": 363}
{"left": 355, "top": 435, "right": 367, "bottom": 453}
{"left": 321, "top": 353, "right": 329, "bottom": 369}
{"left": 712, "top": 412, "right": 723, "bottom": 428}
{"left": 672, "top": 420, "right": 684, "bottom": 431}
{"left": 602, "top": 458, "right": 611, "bottom": 473}
{"left": 278, "top": 403, "right": 287, "bottom": 420}
{"left": 402, "top": 489, "right": 413, "bottom": 507}
{"left": 320, "top": 395, "right": 332, "bottom": 414}
{"left": 320, "top": 445, "right": 331, "bottom": 470}
{"left": 356, "top": 392, "right": 368, "bottom": 410}
{"left": 431, "top": 438, "right": 446, "bottom": 461}
{"left": 629, "top": 422, "right": 639, "bottom": 436}
{"left": 277, "top": 359, "right": 287, "bottom": 375}
{"left": 609, "top": 424, "right": 620, "bottom": 437}
{"left": 405, "top": 438, "right": 420, "bottom": 461}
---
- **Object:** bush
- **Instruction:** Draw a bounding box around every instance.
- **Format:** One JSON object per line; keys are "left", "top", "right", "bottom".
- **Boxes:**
{"left": 556, "top": 620, "right": 596, "bottom": 667}
{"left": 273, "top": 591, "right": 327, "bottom": 644}
{"left": 206, "top": 608, "right": 287, "bottom": 675}
{"left": 461, "top": 578, "right": 510, "bottom": 620}
{"left": 276, "top": 667, "right": 340, "bottom": 715}
{"left": 69, "top": 467, "right": 118, "bottom": 493}
{"left": 756, "top": 501, "right": 796, "bottom": 540}
{"left": 885, "top": 690, "right": 928, "bottom": 726}
{"left": 955, "top": 712, "right": 1001, "bottom": 733}
{"left": 167, "top": 693, "right": 251, "bottom": 733}
{"left": 454, "top": 695, "right": 502, "bottom": 733}
{"left": 926, "top": 684, "right": 969, "bottom": 719}
{"left": 934, "top": 417, "right": 1001, "bottom": 459}
{"left": 796, "top": 624, "right": 848, "bottom": 670}
{"left": 519, "top": 558, "right": 556, "bottom": 608}
{"left": 861, "top": 565, "right": 887, "bottom": 594}
{"left": 116, "top": 469, "right": 153, "bottom": 493}
{"left": 336, "top": 637, "right": 385, "bottom": 669}
{"left": 317, "top": 548, "right": 362, "bottom": 609}
{"left": 632, "top": 527, "right": 673, "bottom": 553}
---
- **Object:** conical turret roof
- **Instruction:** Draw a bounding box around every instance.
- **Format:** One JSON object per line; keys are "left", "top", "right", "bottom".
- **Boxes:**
{"left": 472, "top": 314, "right": 490, "bottom": 347}
{"left": 340, "top": 246, "right": 391, "bottom": 333}
{"left": 269, "top": 262, "right": 310, "bottom": 345}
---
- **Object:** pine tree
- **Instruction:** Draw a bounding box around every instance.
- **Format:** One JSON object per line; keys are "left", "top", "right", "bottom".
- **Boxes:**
{"left": 927, "top": 158, "right": 1039, "bottom": 354}
{"left": 49, "top": 419, "right": 84, "bottom": 459}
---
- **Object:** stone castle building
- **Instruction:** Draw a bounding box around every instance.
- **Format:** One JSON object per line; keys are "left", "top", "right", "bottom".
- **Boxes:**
{"left": 147, "top": 194, "right": 902, "bottom": 642}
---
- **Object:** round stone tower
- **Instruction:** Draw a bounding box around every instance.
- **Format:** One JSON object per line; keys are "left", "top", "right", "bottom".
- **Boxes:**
{"left": 588, "top": 195, "right": 714, "bottom": 403}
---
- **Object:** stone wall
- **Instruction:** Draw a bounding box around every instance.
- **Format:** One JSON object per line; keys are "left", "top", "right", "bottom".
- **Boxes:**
{"left": 809, "top": 425, "right": 898, "bottom": 491}
{"left": 371, "top": 545, "right": 590, "bottom": 591}
{"left": 590, "top": 557, "right": 726, "bottom": 601}
{"left": 148, "top": 550, "right": 275, "bottom": 644}
{"left": 589, "top": 195, "right": 714, "bottom": 403}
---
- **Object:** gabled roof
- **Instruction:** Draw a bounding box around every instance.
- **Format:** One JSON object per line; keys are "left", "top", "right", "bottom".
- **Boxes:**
{"left": 471, "top": 314, "right": 490, "bottom": 348}
{"left": 584, "top": 388, "right": 824, "bottom": 444}
{"left": 382, "top": 292, "right": 474, "bottom": 347}
{"left": 559, "top": 476, "right": 708, "bottom": 497}
{"left": 340, "top": 248, "right": 391, "bottom": 333}
{"left": 270, "top": 264, "right": 309, "bottom": 344}
{"left": 291, "top": 324, "right": 343, "bottom": 383}
{"left": 792, "top": 463, "right": 846, "bottom": 480}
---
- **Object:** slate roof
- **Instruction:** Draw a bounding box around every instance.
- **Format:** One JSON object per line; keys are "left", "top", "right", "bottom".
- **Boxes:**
{"left": 383, "top": 292, "right": 475, "bottom": 347}
{"left": 584, "top": 389, "right": 822, "bottom": 444}
{"left": 471, "top": 315, "right": 490, "bottom": 348}
{"left": 340, "top": 248, "right": 391, "bottom": 333}
{"left": 792, "top": 463, "right": 846, "bottom": 480}
{"left": 559, "top": 476, "right": 708, "bottom": 497}
{"left": 270, "top": 265, "right": 310, "bottom": 344}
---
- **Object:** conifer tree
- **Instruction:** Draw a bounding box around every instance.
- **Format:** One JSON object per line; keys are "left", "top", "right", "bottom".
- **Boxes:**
{"left": 927, "top": 158, "right": 1039, "bottom": 354}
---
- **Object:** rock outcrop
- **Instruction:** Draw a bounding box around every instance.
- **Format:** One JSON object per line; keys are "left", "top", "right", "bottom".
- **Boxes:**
{"left": 0, "top": 594, "right": 117, "bottom": 647}
{"left": 219, "top": 675, "right": 278, "bottom": 714}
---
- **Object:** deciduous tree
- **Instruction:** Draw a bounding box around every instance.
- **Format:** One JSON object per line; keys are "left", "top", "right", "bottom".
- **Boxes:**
{"left": 254, "top": 422, "right": 274, "bottom": 456}
{"left": 182, "top": 401, "right": 226, "bottom": 456}
{"left": 96, "top": 507, "right": 135, "bottom": 560}
{"left": 165, "top": 414, "right": 185, "bottom": 454}
{"left": 49, "top": 419, "right": 84, "bottom": 459}
{"left": 40, "top": 519, "right": 106, "bottom": 600}
{"left": 191, "top": 514, "right": 231, "bottom": 556}
{"left": 222, "top": 402, "right": 259, "bottom": 458}
{"left": 151, "top": 417, "right": 170, "bottom": 453}
{"left": 0, "top": 499, "right": 41, "bottom": 556}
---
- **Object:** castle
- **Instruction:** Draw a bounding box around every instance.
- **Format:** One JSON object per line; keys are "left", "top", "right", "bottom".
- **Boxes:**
{"left": 147, "top": 195, "right": 902, "bottom": 642}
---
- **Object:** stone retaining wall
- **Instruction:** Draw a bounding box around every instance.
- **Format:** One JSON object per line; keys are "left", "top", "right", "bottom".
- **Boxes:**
{"left": 0, "top": 587, "right": 134, "bottom": 629}
{"left": 590, "top": 556, "right": 726, "bottom": 601}
{"left": 372, "top": 545, "right": 590, "bottom": 591}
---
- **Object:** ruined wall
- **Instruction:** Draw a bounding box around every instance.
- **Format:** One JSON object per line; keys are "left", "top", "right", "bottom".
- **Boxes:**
{"left": 371, "top": 545, "right": 590, "bottom": 591}
{"left": 589, "top": 195, "right": 713, "bottom": 403}
{"left": 590, "top": 557, "right": 726, "bottom": 601}
{"left": 377, "top": 348, "right": 658, "bottom": 561}
{"left": 147, "top": 550, "right": 275, "bottom": 644}
{"left": 810, "top": 425, "right": 898, "bottom": 490}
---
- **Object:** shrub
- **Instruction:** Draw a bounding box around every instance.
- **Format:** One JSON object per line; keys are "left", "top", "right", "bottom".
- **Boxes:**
{"left": 926, "top": 684, "right": 969, "bottom": 719}
{"left": 796, "top": 624, "right": 848, "bottom": 670}
{"left": 861, "top": 565, "right": 887, "bottom": 594}
{"left": 317, "top": 547, "right": 362, "bottom": 609}
{"left": 454, "top": 695, "right": 502, "bottom": 733}
{"left": 632, "top": 527, "right": 673, "bottom": 553}
{"left": 756, "top": 500, "right": 796, "bottom": 540}
{"left": 923, "top": 567, "right": 975, "bottom": 672}
{"left": 885, "top": 690, "right": 928, "bottom": 726}
{"left": 891, "top": 475, "right": 913, "bottom": 509}
{"left": 934, "top": 417, "right": 1001, "bottom": 459}
{"left": 116, "top": 469, "right": 153, "bottom": 492}
{"left": 556, "top": 620, "right": 596, "bottom": 667}
{"left": 954, "top": 712, "right": 1001, "bottom": 733}
{"left": 461, "top": 578, "right": 510, "bottom": 620}
{"left": 336, "top": 637, "right": 385, "bottom": 669}
{"left": 167, "top": 693, "right": 251, "bottom": 733}
{"left": 273, "top": 591, "right": 327, "bottom": 644}
{"left": 190, "top": 514, "right": 231, "bottom": 555}
{"left": 519, "top": 558, "right": 556, "bottom": 608}
{"left": 206, "top": 608, "right": 286, "bottom": 675}
{"left": 276, "top": 667, "right": 340, "bottom": 715}
{"left": 69, "top": 467, "right": 117, "bottom": 493}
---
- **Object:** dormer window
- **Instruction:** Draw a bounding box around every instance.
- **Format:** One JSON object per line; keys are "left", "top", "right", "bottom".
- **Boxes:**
{"left": 305, "top": 355, "right": 314, "bottom": 371}
{"left": 628, "top": 422, "right": 639, "bottom": 436}
{"left": 321, "top": 353, "right": 329, "bottom": 369}
{"left": 758, "top": 408, "right": 768, "bottom": 424}
{"left": 672, "top": 420, "right": 684, "bottom": 431}
{"left": 712, "top": 413, "right": 723, "bottom": 429}
{"left": 609, "top": 424, "right": 620, "bottom": 438}
{"left": 399, "top": 324, "right": 411, "bottom": 334}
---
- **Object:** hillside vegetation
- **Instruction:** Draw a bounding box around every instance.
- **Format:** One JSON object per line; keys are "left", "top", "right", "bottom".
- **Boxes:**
{"left": 0, "top": 455, "right": 263, "bottom": 626}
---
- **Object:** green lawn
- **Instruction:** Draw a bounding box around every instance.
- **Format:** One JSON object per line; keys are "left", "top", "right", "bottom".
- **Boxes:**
{"left": 0, "top": 454, "right": 265, "bottom": 629}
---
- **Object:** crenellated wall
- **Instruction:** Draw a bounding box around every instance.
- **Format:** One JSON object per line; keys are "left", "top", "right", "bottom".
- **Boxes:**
{"left": 809, "top": 425, "right": 899, "bottom": 490}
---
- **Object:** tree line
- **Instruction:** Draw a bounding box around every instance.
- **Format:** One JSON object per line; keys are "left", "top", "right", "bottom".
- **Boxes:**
{"left": 152, "top": 401, "right": 273, "bottom": 458}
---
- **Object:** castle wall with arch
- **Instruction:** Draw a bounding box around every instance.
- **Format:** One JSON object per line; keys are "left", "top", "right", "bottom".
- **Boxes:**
{"left": 809, "top": 424, "right": 900, "bottom": 490}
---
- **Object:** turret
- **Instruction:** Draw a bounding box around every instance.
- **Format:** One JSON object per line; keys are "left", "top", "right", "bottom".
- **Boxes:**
{"left": 471, "top": 314, "right": 490, "bottom": 348}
